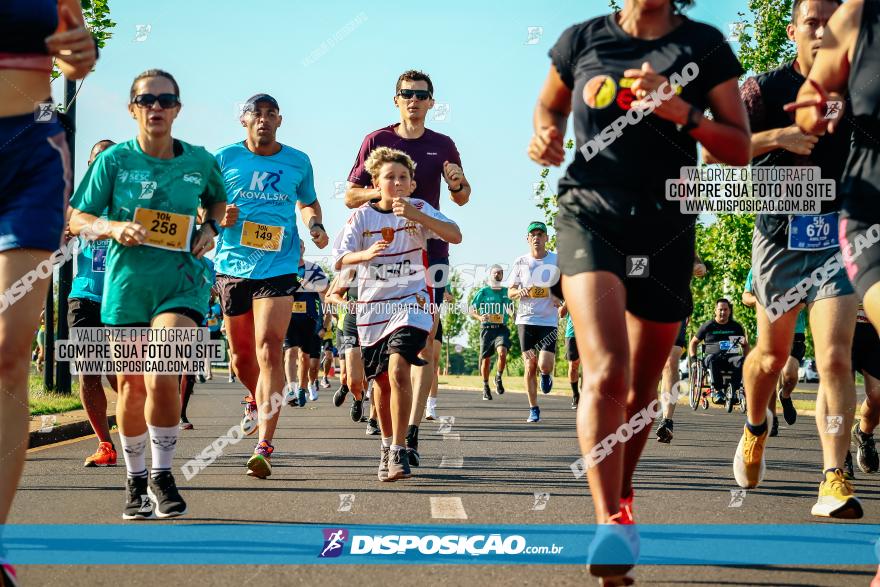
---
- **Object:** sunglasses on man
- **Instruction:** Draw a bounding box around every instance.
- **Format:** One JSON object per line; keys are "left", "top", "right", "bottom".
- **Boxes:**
{"left": 131, "top": 93, "right": 181, "bottom": 109}
{"left": 397, "top": 89, "right": 432, "bottom": 101}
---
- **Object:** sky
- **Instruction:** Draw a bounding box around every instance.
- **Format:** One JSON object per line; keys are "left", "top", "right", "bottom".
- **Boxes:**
{"left": 65, "top": 0, "right": 746, "bottom": 274}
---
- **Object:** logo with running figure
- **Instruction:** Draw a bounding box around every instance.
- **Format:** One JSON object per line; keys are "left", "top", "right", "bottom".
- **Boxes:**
{"left": 626, "top": 256, "right": 649, "bottom": 278}
{"left": 319, "top": 528, "right": 349, "bottom": 558}
{"left": 249, "top": 170, "right": 283, "bottom": 192}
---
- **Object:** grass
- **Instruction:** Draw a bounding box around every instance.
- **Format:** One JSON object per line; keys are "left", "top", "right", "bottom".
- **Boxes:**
{"left": 438, "top": 374, "right": 823, "bottom": 413}
{"left": 28, "top": 372, "right": 82, "bottom": 416}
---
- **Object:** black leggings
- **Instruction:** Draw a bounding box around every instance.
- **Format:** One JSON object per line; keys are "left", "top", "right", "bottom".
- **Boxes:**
{"left": 179, "top": 374, "right": 195, "bottom": 420}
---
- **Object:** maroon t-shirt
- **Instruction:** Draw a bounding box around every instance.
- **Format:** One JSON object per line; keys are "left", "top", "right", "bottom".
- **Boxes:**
{"left": 348, "top": 123, "right": 462, "bottom": 260}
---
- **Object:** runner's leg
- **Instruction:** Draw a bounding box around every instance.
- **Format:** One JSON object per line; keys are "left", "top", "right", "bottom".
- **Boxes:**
{"left": 564, "top": 271, "right": 628, "bottom": 522}
{"left": 225, "top": 311, "right": 259, "bottom": 394}
{"left": 251, "top": 297, "right": 293, "bottom": 443}
{"left": 0, "top": 250, "right": 52, "bottom": 524}
{"left": 860, "top": 373, "right": 880, "bottom": 435}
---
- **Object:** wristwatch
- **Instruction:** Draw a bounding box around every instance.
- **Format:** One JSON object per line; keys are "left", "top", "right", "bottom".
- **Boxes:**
{"left": 203, "top": 218, "right": 220, "bottom": 236}
{"left": 450, "top": 184, "right": 464, "bottom": 193}
{"left": 311, "top": 222, "right": 326, "bottom": 233}
{"left": 678, "top": 105, "right": 704, "bottom": 133}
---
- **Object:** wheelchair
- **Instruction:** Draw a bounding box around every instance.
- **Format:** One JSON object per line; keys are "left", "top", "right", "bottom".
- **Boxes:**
{"left": 688, "top": 338, "right": 747, "bottom": 414}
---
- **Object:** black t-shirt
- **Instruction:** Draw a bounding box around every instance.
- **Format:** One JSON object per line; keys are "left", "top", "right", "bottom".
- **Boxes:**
{"left": 741, "top": 62, "right": 853, "bottom": 242}
{"left": 696, "top": 319, "right": 745, "bottom": 353}
{"left": 842, "top": 0, "right": 880, "bottom": 220}
{"left": 549, "top": 14, "right": 743, "bottom": 217}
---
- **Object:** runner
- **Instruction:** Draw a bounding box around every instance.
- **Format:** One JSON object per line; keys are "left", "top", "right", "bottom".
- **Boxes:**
{"left": 326, "top": 270, "right": 368, "bottom": 423}
{"left": 689, "top": 299, "right": 750, "bottom": 405}
{"left": 656, "top": 255, "right": 707, "bottom": 443}
{"left": 214, "top": 93, "right": 328, "bottom": 479}
{"left": 469, "top": 264, "right": 513, "bottom": 401}
{"left": 708, "top": 0, "right": 862, "bottom": 519}
{"left": 425, "top": 290, "right": 454, "bottom": 420}
{"left": 530, "top": 0, "right": 748, "bottom": 579}
{"left": 562, "top": 313, "right": 581, "bottom": 409}
{"left": 345, "top": 69, "right": 470, "bottom": 467}
{"left": 68, "top": 139, "right": 119, "bottom": 465}
{"left": 204, "top": 289, "right": 223, "bottom": 380}
{"left": 334, "top": 146, "right": 461, "bottom": 481}
{"left": 851, "top": 303, "right": 880, "bottom": 474}
{"left": 320, "top": 316, "right": 336, "bottom": 389}
{"left": 179, "top": 257, "right": 217, "bottom": 431}
{"left": 0, "top": 6, "right": 94, "bottom": 576}
{"left": 283, "top": 239, "right": 328, "bottom": 407}
{"left": 70, "top": 69, "right": 226, "bottom": 519}
{"left": 510, "top": 222, "right": 561, "bottom": 423}
{"left": 742, "top": 268, "right": 806, "bottom": 436}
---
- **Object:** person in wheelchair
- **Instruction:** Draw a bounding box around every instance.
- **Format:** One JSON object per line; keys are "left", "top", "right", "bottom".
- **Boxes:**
{"left": 689, "top": 298, "right": 750, "bottom": 404}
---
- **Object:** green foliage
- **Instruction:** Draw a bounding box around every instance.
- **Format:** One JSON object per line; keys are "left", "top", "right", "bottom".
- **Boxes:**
{"left": 443, "top": 271, "right": 466, "bottom": 340}
{"left": 52, "top": 0, "right": 116, "bottom": 81}
{"left": 732, "top": 0, "right": 796, "bottom": 74}
{"left": 533, "top": 139, "right": 574, "bottom": 251}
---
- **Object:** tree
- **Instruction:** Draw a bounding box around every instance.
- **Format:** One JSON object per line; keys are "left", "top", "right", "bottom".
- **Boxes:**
{"left": 732, "top": 0, "right": 796, "bottom": 75}
{"left": 52, "top": 0, "right": 116, "bottom": 82}
{"left": 440, "top": 271, "right": 467, "bottom": 374}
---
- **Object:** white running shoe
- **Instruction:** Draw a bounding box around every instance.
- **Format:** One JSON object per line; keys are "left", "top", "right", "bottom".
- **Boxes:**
{"left": 309, "top": 381, "right": 319, "bottom": 402}
{"left": 425, "top": 403, "right": 437, "bottom": 421}
{"left": 284, "top": 384, "right": 298, "bottom": 407}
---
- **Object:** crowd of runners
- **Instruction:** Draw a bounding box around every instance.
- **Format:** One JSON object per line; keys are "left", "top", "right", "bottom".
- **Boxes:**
{"left": 2, "top": 0, "right": 880, "bottom": 585}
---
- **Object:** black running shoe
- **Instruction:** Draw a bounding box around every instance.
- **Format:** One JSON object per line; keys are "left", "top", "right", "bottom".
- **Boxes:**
{"left": 656, "top": 418, "right": 673, "bottom": 444}
{"left": 571, "top": 393, "right": 580, "bottom": 410}
{"left": 495, "top": 374, "right": 505, "bottom": 395}
{"left": 365, "top": 419, "right": 380, "bottom": 435}
{"left": 844, "top": 450, "right": 856, "bottom": 480}
{"left": 122, "top": 476, "right": 154, "bottom": 520}
{"left": 350, "top": 398, "right": 363, "bottom": 423}
{"left": 406, "top": 441, "right": 420, "bottom": 467}
{"left": 333, "top": 384, "right": 350, "bottom": 407}
{"left": 780, "top": 394, "right": 797, "bottom": 425}
{"left": 852, "top": 422, "right": 880, "bottom": 474}
{"left": 483, "top": 383, "right": 492, "bottom": 401}
{"left": 147, "top": 471, "right": 188, "bottom": 518}
{"left": 770, "top": 415, "right": 779, "bottom": 437}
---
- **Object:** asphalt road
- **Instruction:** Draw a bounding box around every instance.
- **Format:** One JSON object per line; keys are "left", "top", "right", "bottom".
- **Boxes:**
{"left": 8, "top": 376, "right": 880, "bottom": 586}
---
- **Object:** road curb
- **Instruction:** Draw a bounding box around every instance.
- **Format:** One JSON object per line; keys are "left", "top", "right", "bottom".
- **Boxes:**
{"left": 28, "top": 415, "right": 114, "bottom": 449}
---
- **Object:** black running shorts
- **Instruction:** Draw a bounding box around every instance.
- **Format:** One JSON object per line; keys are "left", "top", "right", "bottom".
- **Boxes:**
{"left": 555, "top": 189, "right": 695, "bottom": 322}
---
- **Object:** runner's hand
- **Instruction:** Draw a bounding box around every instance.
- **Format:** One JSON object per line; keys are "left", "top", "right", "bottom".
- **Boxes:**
{"left": 221, "top": 204, "right": 239, "bottom": 227}
{"left": 443, "top": 161, "right": 464, "bottom": 191}
{"left": 111, "top": 221, "right": 147, "bottom": 247}
{"left": 518, "top": 286, "right": 531, "bottom": 298}
{"left": 558, "top": 305, "right": 568, "bottom": 318}
{"left": 775, "top": 125, "right": 819, "bottom": 156}
{"left": 528, "top": 126, "right": 565, "bottom": 166}
{"left": 392, "top": 198, "right": 420, "bottom": 221}
{"left": 693, "top": 262, "right": 707, "bottom": 278}
{"left": 310, "top": 224, "right": 329, "bottom": 248}
{"left": 45, "top": 5, "right": 96, "bottom": 73}
{"left": 363, "top": 240, "right": 389, "bottom": 260}
{"left": 626, "top": 62, "right": 690, "bottom": 124}
{"left": 783, "top": 79, "right": 846, "bottom": 134}
{"left": 191, "top": 227, "right": 215, "bottom": 258}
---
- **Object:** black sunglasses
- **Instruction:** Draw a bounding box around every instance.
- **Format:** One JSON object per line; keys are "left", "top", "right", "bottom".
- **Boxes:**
{"left": 131, "top": 93, "right": 180, "bottom": 109}
{"left": 397, "top": 89, "right": 432, "bottom": 101}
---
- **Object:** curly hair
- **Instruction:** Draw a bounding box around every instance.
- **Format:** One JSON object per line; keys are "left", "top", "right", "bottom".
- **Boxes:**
{"left": 364, "top": 147, "right": 417, "bottom": 182}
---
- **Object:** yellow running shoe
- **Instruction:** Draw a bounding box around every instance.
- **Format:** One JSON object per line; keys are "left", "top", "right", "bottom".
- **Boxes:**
{"left": 733, "top": 408, "right": 772, "bottom": 488}
{"left": 811, "top": 468, "right": 863, "bottom": 519}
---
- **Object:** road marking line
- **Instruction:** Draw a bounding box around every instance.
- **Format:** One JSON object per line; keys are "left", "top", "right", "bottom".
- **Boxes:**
{"left": 441, "top": 433, "right": 460, "bottom": 442}
{"left": 430, "top": 496, "right": 468, "bottom": 519}
{"left": 439, "top": 455, "right": 464, "bottom": 468}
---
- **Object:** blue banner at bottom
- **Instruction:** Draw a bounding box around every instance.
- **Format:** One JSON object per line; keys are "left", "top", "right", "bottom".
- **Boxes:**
{"left": 2, "top": 524, "right": 879, "bottom": 565}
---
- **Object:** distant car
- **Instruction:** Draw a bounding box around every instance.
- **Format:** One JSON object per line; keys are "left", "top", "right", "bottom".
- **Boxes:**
{"left": 799, "top": 359, "right": 819, "bottom": 383}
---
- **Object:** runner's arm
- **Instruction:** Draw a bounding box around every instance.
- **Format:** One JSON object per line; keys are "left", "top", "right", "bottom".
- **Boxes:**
{"left": 691, "top": 79, "right": 751, "bottom": 166}
{"left": 688, "top": 335, "right": 702, "bottom": 359}
{"left": 529, "top": 67, "right": 571, "bottom": 167}
{"left": 791, "top": 0, "right": 861, "bottom": 134}
{"left": 298, "top": 200, "right": 328, "bottom": 248}
{"left": 344, "top": 183, "right": 382, "bottom": 209}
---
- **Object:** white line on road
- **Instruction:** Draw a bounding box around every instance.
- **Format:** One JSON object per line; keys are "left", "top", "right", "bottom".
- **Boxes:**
{"left": 430, "top": 496, "right": 468, "bottom": 519}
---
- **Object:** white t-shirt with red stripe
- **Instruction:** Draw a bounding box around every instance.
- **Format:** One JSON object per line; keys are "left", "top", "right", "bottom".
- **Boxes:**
{"left": 333, "top": 199, "right": 456, "bottom": 347}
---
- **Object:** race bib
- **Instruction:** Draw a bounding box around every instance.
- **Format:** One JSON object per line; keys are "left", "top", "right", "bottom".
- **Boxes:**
{"left": 91, "top": 241, "right": 108, "bottom": 273}
{"left": 487, "top": 314, "right": 503, "bottom": 324}
{"left": 788, "top": 212, "right": 839, "bottom": 251}
{"left": 241, "top": 221, "right": 284, "bottom": 251}
{"left": 719, "top": 340, "right": 732, "bottom": 352}
{"left": 134, "top": 207, "right": 194, "bottom": 252}
{"left": 530, "top": 286, "right": 549, "bottom": 298}
{"left": 206, "top": 316, "right": 219, "bottom": 327}
{"left": 292, "top": 301, "right": 308, "bottom": 314}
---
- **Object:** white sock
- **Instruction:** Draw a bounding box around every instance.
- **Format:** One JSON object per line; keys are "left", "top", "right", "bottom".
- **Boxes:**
{"left": 390, "top": 444, "right": 405, "bottom": 452}
{"left": 120, "top": 432, "right": 148, "bottom": 478}
{"left": 148, "top": 424, "right": 179, "bottom": 478}
{"left": 381, "top": 436, "right": 392, "bottom": 448}
{"left": 427, "top": 397, "right": 437, "bottom": 409}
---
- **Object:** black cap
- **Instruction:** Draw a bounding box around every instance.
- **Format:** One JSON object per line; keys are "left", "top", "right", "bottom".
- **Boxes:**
{"left": 243, "top": 93, "right": 279, "bottom": 113}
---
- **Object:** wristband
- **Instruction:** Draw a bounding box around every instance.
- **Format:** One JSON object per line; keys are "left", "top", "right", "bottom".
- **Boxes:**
{"left": 203, "top": 219, "right": 220, "bottom": 236}
{"left": 450, "top": 184, "right": 464, "bottom": 193}
{"left": 310, "top": 222, "right": 326, "bottom": 233}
